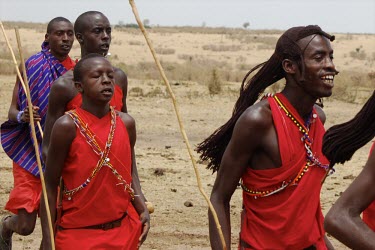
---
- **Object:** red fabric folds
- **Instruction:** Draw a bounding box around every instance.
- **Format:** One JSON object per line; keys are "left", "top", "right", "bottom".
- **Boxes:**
{"left": 65, "top": 85, "right": 123, "bottom": 111}
{"left": 5, "top": 162, "right": 41, "bottom": 214}
{"left": 55, "top": 107, "right": 141, "bottom": 249}
{"left": 240, "top": 93, "right": 328, "bottom": 250}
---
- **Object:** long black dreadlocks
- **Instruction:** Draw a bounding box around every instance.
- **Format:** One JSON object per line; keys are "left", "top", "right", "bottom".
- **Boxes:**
{"left": 197, "top": 25, "right": 335, "bottom": 172}
{"left": 323, "top": 91, "right": 375, "bottom": 166}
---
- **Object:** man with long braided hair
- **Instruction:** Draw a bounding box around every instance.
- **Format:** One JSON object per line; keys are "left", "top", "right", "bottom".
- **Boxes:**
{"left": 323, "top": 91, "right": 375, "bottom": 249}
{"left": 197, "top": 25, "right": 338, "bottom": 249}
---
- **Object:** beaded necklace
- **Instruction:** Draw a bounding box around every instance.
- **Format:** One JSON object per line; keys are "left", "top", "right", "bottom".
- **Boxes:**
{"left": 241, "top": 94, "right": 333, "bottom": 199}
{"left": 64, "top": 107, "right": 134, "bottom": 200}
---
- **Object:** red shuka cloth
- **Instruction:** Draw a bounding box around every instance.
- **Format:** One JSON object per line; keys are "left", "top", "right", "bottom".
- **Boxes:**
{"left": 240, "top": 93, "right": 328, "bottom": 250}
{"left": 60, "top": 56, "right": 75, "bottom": 71}
{"left": 65, "top": 85, "right": 123, "bottom": 111}
{"left": 363, "top": 142, "right": 375, "bottom": 231}
{"left": 55, "top": 107, "right": 141, "bottom": 250}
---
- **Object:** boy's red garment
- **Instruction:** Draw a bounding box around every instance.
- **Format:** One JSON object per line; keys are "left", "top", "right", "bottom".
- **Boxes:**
{"left": 65, "top": 85, "right": 123, "bottom": 111}
{"left": 55, "top": 107, "right": 141, "bottom": 250}
{"left": 363, "top": 142, "right": 375, "bottom": 231}
{"left": 240, "top": 93, "right": 328, "bottom": 250}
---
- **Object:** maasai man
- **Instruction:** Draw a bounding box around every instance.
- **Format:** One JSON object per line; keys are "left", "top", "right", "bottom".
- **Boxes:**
{"left": 42, "top": 11, "right": 128, "bottom": 161}
{"left": 197, "top": 25, "right": 339, "bottom": 249}
{"left": 42, "top": 10, "right": 149, "bottom": 228}
{"left": 40, "top": 54, "right": 149, "bottom": 250}
{"left": 323, "top": 91, "right": 375, "bottom": 249}
{"left": 0, "top": 17, "right": 74, "bottom": 249}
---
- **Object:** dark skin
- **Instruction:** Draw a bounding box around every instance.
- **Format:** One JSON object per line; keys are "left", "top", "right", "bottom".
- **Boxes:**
{"left": 1, "top": 19, "right": 74, "bottom": 242}
{"left": 325, "top": 149, "right": 375, "bottom": 249}
{"left": 209, "top": 35, "right": 338, "bottom": 250}
{"left": 40, "top": 57, "right": 149, "bottom": 249}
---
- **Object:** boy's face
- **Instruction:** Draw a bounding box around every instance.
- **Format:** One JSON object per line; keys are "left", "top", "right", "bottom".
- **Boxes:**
{"left": 297, "top": 35, "right": 338, "bottom": 98}
{"left": 80, "top": 57, "right": 115, "bottom": 103}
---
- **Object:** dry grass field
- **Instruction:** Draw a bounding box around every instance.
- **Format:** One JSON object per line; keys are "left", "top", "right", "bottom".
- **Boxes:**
{"left": 0, "top": 23, "right": 374, "bottom": 249}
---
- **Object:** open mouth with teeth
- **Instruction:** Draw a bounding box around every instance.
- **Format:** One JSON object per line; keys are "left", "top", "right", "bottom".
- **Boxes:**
{"left": 61, "top": 45, "right": 71, "bottom": 50}
{"left": 321, "top": 75, "right": 334, "bottom": 84}
{"left": 101, "top": 88, "right": 113, "bottom": 95}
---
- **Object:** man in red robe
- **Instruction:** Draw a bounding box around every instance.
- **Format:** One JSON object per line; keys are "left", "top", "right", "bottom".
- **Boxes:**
{"left": 197, "top": 25, "right": 339, "bottom": 249}
{"left": 40, "top": 55, "right": 149, "bottom": 249}
{"left": 0, "top": 17, "right": 74, "bottom": 249}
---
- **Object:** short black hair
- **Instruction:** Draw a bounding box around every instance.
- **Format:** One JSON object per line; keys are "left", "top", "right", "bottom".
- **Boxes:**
{"left": 73, "top": 53, "right": 106, "bottom": 82}
{"left": 46, "top": 17, "right": 72, "bottom": 34}
{"left": 74, "top": 11, "right": 107, "bottom": 34}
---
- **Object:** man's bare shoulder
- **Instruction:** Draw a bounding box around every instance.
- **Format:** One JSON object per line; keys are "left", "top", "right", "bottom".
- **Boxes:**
{"left": 53, "top": 114, "right": 76, "bottom": 134}
{"left": 50, "top": 70, "right": 76, "bottom": 100}
{"left": 237, "top": 99, "right": 273, "bottom": 130}
{"left": 117, "top": 111, "right": 135, "bottom": 129}
{"left": 314, "top": 104, "right": 326, "bottom": 124}
{"left": 113, "top": 67, "right": 128, "bottom": 87}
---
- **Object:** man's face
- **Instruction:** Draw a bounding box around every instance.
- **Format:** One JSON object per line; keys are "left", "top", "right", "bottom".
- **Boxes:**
{"left": 45, "top": 21, "right": 74, "bottom": 60}
{"left": 79, "top": 57, "right": 115, "bottom": 104}
{"left": 80, "top": 14, "right": 112, "bottom": 56}
{"left": 297, "top": 35, "right": 338, "bottom": 98}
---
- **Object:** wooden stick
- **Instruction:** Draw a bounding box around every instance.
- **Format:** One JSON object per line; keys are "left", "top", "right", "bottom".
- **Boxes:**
{"left": 128, "top": 1, "right": 227, "bottom": 249}
{"left": 14, "top": 26, "right": 55, "bottom": 250}
{"left": 0, "top": 22, "right": 55, "bottom": 250}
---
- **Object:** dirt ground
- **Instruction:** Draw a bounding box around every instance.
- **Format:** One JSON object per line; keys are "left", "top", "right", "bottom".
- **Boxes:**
{"left": 0, "top": 26, "right": 374, "bottom": 249}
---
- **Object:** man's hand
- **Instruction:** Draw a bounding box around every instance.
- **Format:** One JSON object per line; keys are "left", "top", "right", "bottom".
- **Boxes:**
{"left": 138, "top": 209, "right": 150, "bottom": 248}
{"left": 22, "top": 106, "right": 41, "bottom": 122}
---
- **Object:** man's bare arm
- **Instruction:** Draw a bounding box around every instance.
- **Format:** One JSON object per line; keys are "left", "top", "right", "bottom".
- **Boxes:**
{"left": 119, "top": 112, "right": 150, "bottom": 247}
{"left": 42, "top": 74, "right": 74, "bottom": 161}
{"left": 209, "top": 104, "right": 272, "bottom": 250}
{"left": 324, "top": 150, "right": 375, "bottom": 249}
{"left": 114, "top": 68, "right": 128, "bottom": 113}
{"left": 40, "top": 115, "right": 75, "bottom": 250}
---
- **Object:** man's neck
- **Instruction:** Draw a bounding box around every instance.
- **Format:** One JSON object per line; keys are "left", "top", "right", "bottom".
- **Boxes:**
{"left": 81, "top": 102, "right": 110, "bottom": 119}
{"left": 281, "top": 88, "right": 317, "bottom": 119}
{"left": 50, "top": 51, "right": 68, "bottom": 62}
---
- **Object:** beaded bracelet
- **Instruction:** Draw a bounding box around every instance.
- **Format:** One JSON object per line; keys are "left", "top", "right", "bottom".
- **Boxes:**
{"left": 16, "top": 110, "right": 24, "bottom": 123}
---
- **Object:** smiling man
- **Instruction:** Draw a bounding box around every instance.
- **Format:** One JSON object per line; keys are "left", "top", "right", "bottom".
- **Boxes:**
{"left": 197, "top": 25, "right": 339, "bottom": 249}
{"left": 0, "top": 16, "right": 75, "bottom": 249}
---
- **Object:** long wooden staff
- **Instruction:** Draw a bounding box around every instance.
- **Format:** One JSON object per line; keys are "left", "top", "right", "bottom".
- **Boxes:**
{"left": 0, "top": 22, "right": 55, "bottom": 250}
{"left": 128, "top": 1, "right": 227, "bottom": 249}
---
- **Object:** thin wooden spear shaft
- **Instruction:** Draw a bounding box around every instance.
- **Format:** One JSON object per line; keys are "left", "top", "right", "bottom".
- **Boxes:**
{"left": 128, "top": 1, "right": 227, "bottom": 249}
{"left": 14, "top": 28, "right": 55, "bottom": 250}
{"left": 0, "top": 22, "right": 55, "bottom": 250}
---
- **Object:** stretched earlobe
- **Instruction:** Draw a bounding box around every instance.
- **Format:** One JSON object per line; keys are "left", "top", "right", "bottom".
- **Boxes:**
{"left": 76, "top": 33, "right": 83, "bottom": 43}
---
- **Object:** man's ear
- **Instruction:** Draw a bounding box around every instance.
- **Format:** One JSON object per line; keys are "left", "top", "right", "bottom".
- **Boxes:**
{"left": 44, "top": 33, "right": 49, "bottom": 42}
{"left": 74, "top": 81, "right": 83, "bottom": 93}
{"left": 282, "top": 59, "right": 298, "bottom": 74}
{"left": 76, "top": 33, "right": 83, "bottom": 44}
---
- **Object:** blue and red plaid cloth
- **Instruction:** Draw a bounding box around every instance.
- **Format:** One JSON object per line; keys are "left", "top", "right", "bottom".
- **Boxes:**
{"left": 1, "top": 41, "right": 68, "bottom": 176}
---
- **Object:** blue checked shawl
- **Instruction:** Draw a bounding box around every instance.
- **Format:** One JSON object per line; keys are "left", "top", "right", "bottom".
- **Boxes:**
{"left": 1, "top": 41, "right": 68, "bottom": 176}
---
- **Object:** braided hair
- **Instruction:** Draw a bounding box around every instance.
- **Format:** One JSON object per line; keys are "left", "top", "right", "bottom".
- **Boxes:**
{"left": 323, "top": 91, "right": 375, "bottom": 166}
{"left": 197, "top": 25, "right": 335, "bottom": 172}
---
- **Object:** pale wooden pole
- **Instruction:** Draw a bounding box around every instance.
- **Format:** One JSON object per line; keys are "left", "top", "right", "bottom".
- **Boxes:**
{"left": 128, "top": 1, "right": 227, "bottom": 249}
{"left": 0, "top": 22, "right": 55, "bottom": 250}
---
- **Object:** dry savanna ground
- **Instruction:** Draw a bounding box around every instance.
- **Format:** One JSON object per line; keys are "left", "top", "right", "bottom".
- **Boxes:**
{"left": 0, "top": 23, "right": 374, "bottom": 249}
